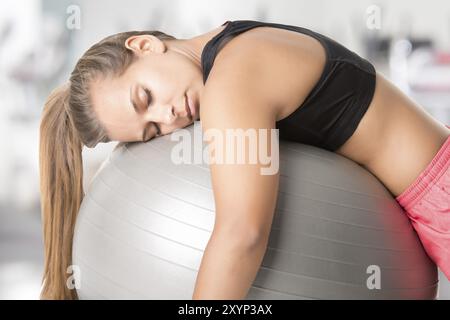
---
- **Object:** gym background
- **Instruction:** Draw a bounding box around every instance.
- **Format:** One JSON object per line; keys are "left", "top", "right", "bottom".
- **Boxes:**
{"left": 1, "top": 0, "right": 449, "bottom": 299}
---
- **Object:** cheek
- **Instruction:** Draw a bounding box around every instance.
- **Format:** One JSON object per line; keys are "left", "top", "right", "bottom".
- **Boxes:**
{"left": 146, "top": 59, "right": 196, "bottom": 97}
{"left": 168, "top": 58, "right": 199, "bottom": 83}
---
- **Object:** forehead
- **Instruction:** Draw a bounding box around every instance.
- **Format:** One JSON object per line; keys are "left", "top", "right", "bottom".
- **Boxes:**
{"left": 90, "top": 55, "right": 159, "bottom": 109}
{"left": 89, "top": 73, "right": 140, "bottom": 140}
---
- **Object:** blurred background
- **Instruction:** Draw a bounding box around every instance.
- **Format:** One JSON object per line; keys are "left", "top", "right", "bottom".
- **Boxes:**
{"left": 1, "top": 0, "right": 449, "bottom": 299}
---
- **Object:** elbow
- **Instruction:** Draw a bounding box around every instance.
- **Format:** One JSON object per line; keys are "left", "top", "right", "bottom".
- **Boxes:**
{"left": 214, "top": 223, "right": 270, "bottom": 250}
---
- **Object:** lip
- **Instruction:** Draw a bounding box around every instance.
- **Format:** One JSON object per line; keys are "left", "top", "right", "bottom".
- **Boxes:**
{"left": 185, "top": 93, "right": 195, "bottom": 120}
{"left": 184, "top": 94, "right": 192, "bottom": 120}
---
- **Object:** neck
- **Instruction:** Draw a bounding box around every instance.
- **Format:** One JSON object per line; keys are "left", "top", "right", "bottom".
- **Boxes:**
{"left": 164, "top": 23, "right": 228, "bottom": 113}
{"left": 165, "top": 23, "right": 227, "bottom": 69}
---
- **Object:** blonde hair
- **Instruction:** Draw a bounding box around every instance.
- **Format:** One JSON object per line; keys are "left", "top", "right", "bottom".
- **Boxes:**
{"left": 39, "top": 30, "right": 176, "bottom": 299}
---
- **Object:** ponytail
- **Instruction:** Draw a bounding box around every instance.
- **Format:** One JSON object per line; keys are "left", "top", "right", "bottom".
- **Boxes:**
{"left": 38, "top": 28, "right": 173, "bottom": 299}
{"left": 39, "top": 83, "right": 84, "bottom": 299}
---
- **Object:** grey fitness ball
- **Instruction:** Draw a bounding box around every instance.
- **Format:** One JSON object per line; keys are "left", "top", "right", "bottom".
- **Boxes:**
{"left": 72, "top": 124, "right": 438, "bottom": 299}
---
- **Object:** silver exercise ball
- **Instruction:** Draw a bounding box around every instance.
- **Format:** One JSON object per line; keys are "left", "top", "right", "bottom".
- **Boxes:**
{"left": 72, "top": 124, "right": 438, "bottom": 299}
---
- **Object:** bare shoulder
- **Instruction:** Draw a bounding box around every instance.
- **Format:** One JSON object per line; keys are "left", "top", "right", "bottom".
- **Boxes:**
{"left": 200, "top": 42, "right": 279, "bottom": 127}
{"left": 197, "top": 28, "right": 328, "bottom": 233}
{"left": 200, "top": 64, "right": 278, "bottom": 134}
{"left": 202, "top": 26, "right": 327, "bottom": 122}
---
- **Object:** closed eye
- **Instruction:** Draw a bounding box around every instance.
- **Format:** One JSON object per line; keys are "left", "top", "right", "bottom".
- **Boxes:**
{"left": 143, "top": 87, "right": 161, "bottom": 139}
{"left": 143, "top": 122, "right": 161, "bottom": 142}
{"left": 144, "top": 88, "right": 152, "bottom": 108}
{"left": 153, "top": 122, "right": 161, "bottom": 136}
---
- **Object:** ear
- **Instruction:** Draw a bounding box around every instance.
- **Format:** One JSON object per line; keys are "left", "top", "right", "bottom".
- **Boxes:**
{"left": 124, "top": 35, "right": 166, "bottom": 56}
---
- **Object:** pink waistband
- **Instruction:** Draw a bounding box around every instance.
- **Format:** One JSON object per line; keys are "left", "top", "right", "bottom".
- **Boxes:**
{"left": 395, "top": 125, "right": 450, "bottom": 209}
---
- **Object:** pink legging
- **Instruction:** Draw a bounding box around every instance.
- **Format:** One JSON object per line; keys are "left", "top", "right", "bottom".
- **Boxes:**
{"left": 395, "top": 124, "right": 450, "bottom": 280}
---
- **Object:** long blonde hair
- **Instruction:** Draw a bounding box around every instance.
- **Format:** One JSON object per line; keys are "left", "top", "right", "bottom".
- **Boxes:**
{"left": 39, "top": 30, "right": 175, "bottom": 299}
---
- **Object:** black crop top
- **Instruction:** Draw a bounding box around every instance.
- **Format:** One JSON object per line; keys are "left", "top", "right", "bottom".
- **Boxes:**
{"left": 201, "top": 20, "right": 377, "bottom": 151}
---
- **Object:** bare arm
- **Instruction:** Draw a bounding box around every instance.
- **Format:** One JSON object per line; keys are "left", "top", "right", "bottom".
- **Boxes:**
{"left": 192, "top": 65, "right": 280, "bottom": 299}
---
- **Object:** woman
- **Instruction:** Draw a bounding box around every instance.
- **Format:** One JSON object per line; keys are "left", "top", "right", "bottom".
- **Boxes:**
{"left": 39, "top": 19, "right": 450, "bottom": 299}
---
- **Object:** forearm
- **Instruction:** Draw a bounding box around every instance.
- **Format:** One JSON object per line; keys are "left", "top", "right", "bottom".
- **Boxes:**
{"left": 192, "top": 232, "right": 268, "bottom": 300}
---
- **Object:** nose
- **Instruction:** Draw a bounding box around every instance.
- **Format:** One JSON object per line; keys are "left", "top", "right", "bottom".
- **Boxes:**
{"left": 144, "top": 104, "right": 179, "bottom": 125}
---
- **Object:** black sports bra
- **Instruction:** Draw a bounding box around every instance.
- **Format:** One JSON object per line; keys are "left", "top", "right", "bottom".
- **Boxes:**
{"left": 201, "top": 20, "right": 377, "bottom": 151}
